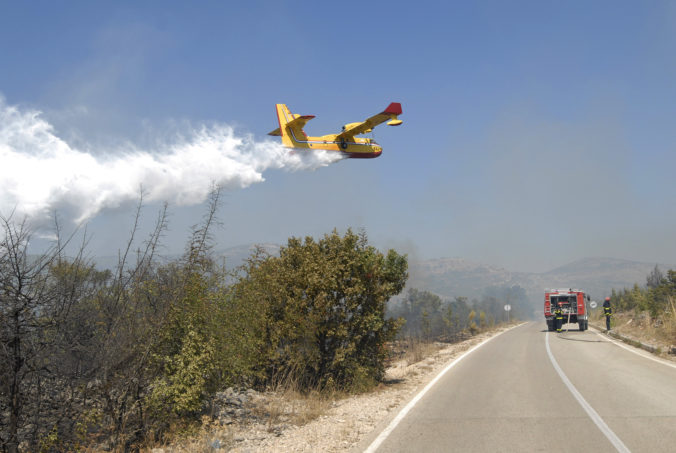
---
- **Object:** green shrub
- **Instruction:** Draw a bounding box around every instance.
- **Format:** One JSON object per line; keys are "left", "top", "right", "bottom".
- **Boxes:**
{"left": 232, "top": 229, "right": 408, "bottom": 391}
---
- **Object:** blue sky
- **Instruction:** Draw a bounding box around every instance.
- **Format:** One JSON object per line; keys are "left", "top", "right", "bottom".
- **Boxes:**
{"left": 1, "top": 1, "right": 675, "bottom": 272}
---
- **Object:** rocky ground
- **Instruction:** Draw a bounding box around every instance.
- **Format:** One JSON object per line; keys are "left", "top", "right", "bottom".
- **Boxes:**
{"left": 152, "top": 326, "right": 515, "bottom": 453}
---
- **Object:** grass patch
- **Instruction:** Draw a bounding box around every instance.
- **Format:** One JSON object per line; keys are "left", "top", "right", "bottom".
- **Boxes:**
{"left": 593, "top": 309, "right": 676, "bottom": 357}
{"left": 401, "top": 337, "right": 442, "bottom": 366}
{"left": 250, "top": 375, "right": 338, "bottom": 432}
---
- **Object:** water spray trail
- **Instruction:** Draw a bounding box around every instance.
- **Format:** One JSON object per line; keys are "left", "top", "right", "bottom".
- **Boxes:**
{"left": 0, "top": 98, "right": 343, "bottom": 224}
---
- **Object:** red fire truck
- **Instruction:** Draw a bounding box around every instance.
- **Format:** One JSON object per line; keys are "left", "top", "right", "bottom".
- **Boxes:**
{"left": 544, "top": 288, "right": 590, "bottom": 331}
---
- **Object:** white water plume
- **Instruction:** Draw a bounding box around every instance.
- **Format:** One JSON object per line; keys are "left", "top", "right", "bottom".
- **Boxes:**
{"left": 0, "top": 97, "right": 344, "bottom": 224}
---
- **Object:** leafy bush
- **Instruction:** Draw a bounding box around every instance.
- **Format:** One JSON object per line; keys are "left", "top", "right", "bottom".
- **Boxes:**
{"left": 231, "top": 229, "right": 408, "bottom": 391}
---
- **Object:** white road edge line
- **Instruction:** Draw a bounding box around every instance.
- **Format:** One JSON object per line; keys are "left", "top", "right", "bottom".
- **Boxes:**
{"left": 363, "top": 323, "right": 525, "bottom": 453}
{"left": 546, "top": 332, "right": 631, "bottom": 453}
{"left": 592, "top": 330, "right": 676, "bottom": 370}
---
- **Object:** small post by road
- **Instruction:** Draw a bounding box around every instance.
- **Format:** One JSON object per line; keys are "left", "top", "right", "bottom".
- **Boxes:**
{"left": 566, "top": 310, "right": 571, "bottom": 332}
{"left": 504, "top": 304, "right": 511, "bottom": 323}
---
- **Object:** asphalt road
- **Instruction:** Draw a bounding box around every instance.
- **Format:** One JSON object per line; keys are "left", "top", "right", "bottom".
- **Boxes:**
{"left": 359, "top": 322, "right": 676, "bottom": 453}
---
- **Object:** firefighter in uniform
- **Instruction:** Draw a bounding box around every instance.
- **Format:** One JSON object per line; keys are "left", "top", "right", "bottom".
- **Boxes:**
{"left": 554, "top": 304, "right": 564, "bottom": 332}
{"left": 603, "top": 296, "right": 612, "bottom": 331}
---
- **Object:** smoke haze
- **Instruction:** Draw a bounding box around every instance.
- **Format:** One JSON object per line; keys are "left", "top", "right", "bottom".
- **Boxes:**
{"left": 0, "top": 97, "right": 343, "bottom": 224}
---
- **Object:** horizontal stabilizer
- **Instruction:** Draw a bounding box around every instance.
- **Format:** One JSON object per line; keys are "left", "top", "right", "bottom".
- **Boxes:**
{"left": 286, "top": 114, "right": 315, "bottom": 130}
{"left": 268, "top": 127, "right": 282, "bottom": 136}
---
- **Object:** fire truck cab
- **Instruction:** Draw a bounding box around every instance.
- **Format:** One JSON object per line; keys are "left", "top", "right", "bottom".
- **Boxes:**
{"left": 544, "top": 288, "right": 590, "bottom": 331}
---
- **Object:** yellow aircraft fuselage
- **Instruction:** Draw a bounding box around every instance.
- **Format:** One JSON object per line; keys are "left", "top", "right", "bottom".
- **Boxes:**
{"left": 285, "top": 131, "right": 383, "bottom": 158}
{"left": 269, "top": 103, "right": 402, "bottom": 158}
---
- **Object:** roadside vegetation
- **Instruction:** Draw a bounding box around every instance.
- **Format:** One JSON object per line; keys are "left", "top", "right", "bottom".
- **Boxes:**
{"left": 0, "top": 191, "right": 409, "bottom": 452}
{"left": 598, "top": 266, "right": 676, "bottom": 350}
{"left": 388, "top": 285, "right": 528, "bottom": 340}
{"left": 384, "top": 285, "right": 528, "bottom": 370}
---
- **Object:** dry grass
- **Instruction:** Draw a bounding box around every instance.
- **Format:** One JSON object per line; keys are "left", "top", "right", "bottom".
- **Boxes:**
{"left": 142, "top": 416, "right": 235, "bottom": 452}
{"left": 594, "top": 306, "right": 676, "bottom": 355}
{"left": 401, "top": 337, "right": 443, "bottom": 366}
{"left": 383, "top": 337, "right": 447, "bottom": 383}
{"left": 252, "top": 388, "right": 334, "bottom": 429}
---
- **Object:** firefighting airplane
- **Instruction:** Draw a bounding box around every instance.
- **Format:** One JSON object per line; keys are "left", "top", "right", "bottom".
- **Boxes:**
{"left": 268, "top": 102, "right": 402, "bottom": 158}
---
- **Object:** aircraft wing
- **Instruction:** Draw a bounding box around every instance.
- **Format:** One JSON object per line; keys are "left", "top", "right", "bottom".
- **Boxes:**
{"left": 336, "top": 102, "right": 402, "bottom": 139}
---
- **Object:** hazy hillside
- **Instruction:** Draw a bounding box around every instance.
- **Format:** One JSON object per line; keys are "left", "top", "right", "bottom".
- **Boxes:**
{"left": 534, "top": 257, "right": 668, "bottom": 301}
{"left": 407, "top": 256, "right": 675, "bottom": 306}
{"left": 408, "top": 258, "right": 533, "bottom": 301}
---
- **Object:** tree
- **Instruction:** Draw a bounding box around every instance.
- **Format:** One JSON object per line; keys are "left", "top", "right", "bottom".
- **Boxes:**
{"left": 0, "top": 191, "right": 176, "bottom": 451}
{"left": 468, "top": 310, "right": 478, "bottom": 334}
{"left": 0, "top": 216, "right": 94, "bottom": 452}
{"left": 442, "top": 304, "right": 453, "bottom": 335}
{"left": 479, "top": 310, "right": 487, "bottom": 329}
{"left": 451, "top": 296, "right": 470, "bottom": 330}
{"left": 391, "top": 288, "right": 444, "bottom": 338}
{"left": 647, "top": 265, "right": 664, "bottom": 289}
{"left": 420, "top": 309, "right": 431, "bottom": 340}
{"left": 232, "top": 229, "right": 408, "bottom": 390}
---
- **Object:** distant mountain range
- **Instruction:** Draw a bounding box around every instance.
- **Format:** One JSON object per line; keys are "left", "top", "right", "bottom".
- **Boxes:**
{"left": 407, "top": 256, "right": 675, "bottom": 305}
